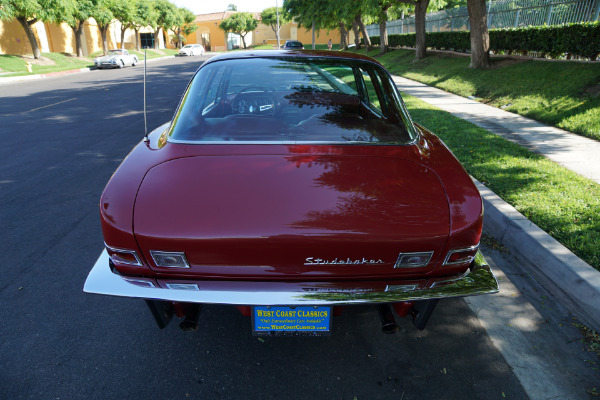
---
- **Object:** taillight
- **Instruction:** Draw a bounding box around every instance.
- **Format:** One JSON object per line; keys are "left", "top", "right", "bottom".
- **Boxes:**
{"left": 394, "top": 251, "right": 433, "bottom": 268}
{"left": 443, "top": 245, "right": 479, "bottom": 266}
{"left": 106, "top": 244, "right": 143, "bottom": 266}
{"left": 122, "top": 277, "right": 156, "bottom": 288}
{"left": 165, "top": 283, "right": 199, "bottom": 291}
{"left": 150, "top": 251, "right": 190, "bottom": 268}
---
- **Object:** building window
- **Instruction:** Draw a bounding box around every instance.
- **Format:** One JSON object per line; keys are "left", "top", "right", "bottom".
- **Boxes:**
{"left": 140, "top": 33, "right": 154, "bottom": 49}
{"left": 201, "top": 33, "right": 211, "bottom": 51}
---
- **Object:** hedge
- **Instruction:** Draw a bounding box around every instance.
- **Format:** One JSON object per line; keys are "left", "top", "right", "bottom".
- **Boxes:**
{"left": 366, "top": 22, "right": 600, "bottom": 60}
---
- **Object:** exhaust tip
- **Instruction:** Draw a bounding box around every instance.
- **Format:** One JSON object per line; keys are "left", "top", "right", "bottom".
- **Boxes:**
{"left": 377, "top": 304, "right": 401, "bottom": 334}
{"left": 179, "top": 320, "right": 199, "bottom": 331}
{"left": 178, "top": 303, "right": 203, "bottom": 332}
{"left": 381, "top": 322, "right": 401, "bottom": 334}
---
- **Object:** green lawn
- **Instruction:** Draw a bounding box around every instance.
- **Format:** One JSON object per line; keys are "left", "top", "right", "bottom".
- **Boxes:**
{"left": 403, "top": 94, "right": 600, "bottom": 270}
{"left": 0, "top": 49, "right": 180, "bottom": 77}
{"left": 350, "top": 48, "right": 600, "bottom": 141}
{"left": 89, "top": 48, "right": 179, "bottom": 60}
{"left": 0, "top": 53, "right": 93, "bottom": 76}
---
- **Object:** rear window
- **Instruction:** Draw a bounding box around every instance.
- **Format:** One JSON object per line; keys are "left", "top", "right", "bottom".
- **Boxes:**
{"left": 169, "top": 57, "right": 416, "bottom": 144}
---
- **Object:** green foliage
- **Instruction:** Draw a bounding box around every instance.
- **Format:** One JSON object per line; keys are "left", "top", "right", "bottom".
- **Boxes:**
{"left": 366, "top": 47, "right": 600, "bottom": 140}
{"left": 0, "top": 52, "right": 92, "bottom": 75}
{"left": 219, "top": 12, "right": 258, "bottom": 48}
{"left": 0, "top": 0, "right": 76, "bottom": 23}
{"left": 490, "top": 23, "right": 600, "bottom": 60}
{"left": 153, "top": 0, "right": 178, "bottom": 29}
{"left": 179, "top": 8, "right": 197, "bottom": 36}
{"left": 283, "top": 0, "right": 334, "bottom": 31}
{"left": 132, "top": 0, "right": 156, "bottom": 29}
{"left": 90, "top": 0, "right": 112, "bottom": 27}
{"left": 261, "top": 7, "right": 288, "bottom": 33}
{"left": 403, "top": 95, "right": 600, "bottom": 270}
{"left": 219, "top": 11, "right": 258, "bottom": 33}
{"left": 367, "top": 22, "right": 600, "bottom": 60}
{"left": 109, "top": 0, "right": 135, "bottom": 28}
{"left": 66, "top": 0, "right": 94, "bottom": 29}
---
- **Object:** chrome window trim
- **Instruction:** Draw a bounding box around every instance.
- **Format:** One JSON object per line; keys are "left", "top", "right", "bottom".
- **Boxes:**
{"left": 443, "top": 244, "right": 480, "bottom": 266}
{"left": 394, "top": 251, "right": 434, "bottom": 268}
{"left": 105, "top": 244, "right": 143, "bottom": 267}
{"left": 166, "top": 138, "right": 419, "bottom": 146}
{"left": 150, "top": 250, "right": 191, "bottom": 269}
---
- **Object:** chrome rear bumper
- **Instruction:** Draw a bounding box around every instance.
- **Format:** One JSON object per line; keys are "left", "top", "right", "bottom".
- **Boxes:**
{"left": 84, "top": 250, "right": 498, "bottom": 305}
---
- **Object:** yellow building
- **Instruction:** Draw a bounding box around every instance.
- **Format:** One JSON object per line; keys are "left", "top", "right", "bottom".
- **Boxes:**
{"left": 0, "top": 18, "right": 164, "bottom": 57}
{"left": 0, "top": 11, "right": 353, "bottom": 57}
{"left": 188, "top": 11, "right": 238, "bottom": 52}
{"left": 184, "top": 11, "right": 353, "bottom": 51}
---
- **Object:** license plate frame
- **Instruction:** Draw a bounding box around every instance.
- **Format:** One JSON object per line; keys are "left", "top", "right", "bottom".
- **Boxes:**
{"left": 252, "top": 306, "right": 332, "bottom": 336}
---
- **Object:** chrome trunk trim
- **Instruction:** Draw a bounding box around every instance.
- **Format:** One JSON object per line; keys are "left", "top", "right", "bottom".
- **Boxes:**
{"left": 84, "top": 250, "right": 498, "bottom": 305}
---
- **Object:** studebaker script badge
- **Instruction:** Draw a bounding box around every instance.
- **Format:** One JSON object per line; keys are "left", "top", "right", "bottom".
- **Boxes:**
{"left": 304, "top": 257, "right": 385, "bottom": 265}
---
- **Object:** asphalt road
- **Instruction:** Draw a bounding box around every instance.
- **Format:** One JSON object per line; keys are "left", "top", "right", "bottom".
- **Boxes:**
{"left": 0, "top": 56, "right": 594, "bottom": 399}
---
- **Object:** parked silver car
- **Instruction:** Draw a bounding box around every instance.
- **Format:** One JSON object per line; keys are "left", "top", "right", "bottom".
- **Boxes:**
{"left": 178, "top": 44, "right": 205, "bottom": 56}
{"left": 94, "top": 49, "right": 138, "bottom": 69}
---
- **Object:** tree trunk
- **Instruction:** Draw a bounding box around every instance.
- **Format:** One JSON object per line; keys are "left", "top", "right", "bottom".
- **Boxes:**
{"left": 240, "top": 34, "right": 247, "bottom": 49}
{"left": 356, "top": 13, "right": 372, "bottom": 51}
{"left": 70, "top": 21, "right": 85, "bottom": 57}
{"left": 135, "top": 29, "right": 140, "bottom": 51}
{"left": 339, "top": 21, "right": 348, "bottom": 50}
{"left": 352, "top": 20, "right": 360, "bottom": 49}
{"left": 414, "top": 0, "right": 430, "bottom": 61}
{"left": 312, "top": 19, "right": 315, "bottom": 50}
{"left": 120, "top": 26, "right": 127, "bottom": 49}
{"left": 17, "top": 17, "right": 42, "bottom": 59}
{"left": 100, "top": 25, "right": 109, "bottom": 55}
{"left": 274, "top": 17, "right": 280, "bottom": 49}
{"left": 467, "top": 0, "right": 491, "bottom": 69}
{"left": 378, "top": 7, "right": 389, "bottom": 55}
{"left": 153, "top": 27, "right": 160, "bottom": 49}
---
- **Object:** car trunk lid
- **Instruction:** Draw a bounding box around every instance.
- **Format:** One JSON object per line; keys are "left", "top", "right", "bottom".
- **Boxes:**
{"left": 133, "top": 153, "right": 449, "bottom": 279}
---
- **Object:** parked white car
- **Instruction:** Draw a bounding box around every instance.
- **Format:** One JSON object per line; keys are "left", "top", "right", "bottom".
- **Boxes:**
{"left": 94, "top": 49, "right": 138, "bottom": 69}
{"left": 178, "top": 44, "right": 205, "bottom": 56}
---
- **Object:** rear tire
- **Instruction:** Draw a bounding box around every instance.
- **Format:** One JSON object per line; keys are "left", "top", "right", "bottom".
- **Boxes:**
{"left": 132, "top": 57, "right": 137, "bottom": 66}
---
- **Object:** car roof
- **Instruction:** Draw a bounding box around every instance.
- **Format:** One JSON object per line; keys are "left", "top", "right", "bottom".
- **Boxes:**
{"left": 203, "top": 50, "right": 382, "bottom": 67}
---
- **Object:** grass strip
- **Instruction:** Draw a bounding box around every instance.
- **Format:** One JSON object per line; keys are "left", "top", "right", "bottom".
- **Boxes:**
{"left": 351, "top": 48, "right": 600, "bottom": 141}
{"left": 0, "top": 53, "right": 93, "bottom": 76}
{"left": 402, "top": 93, "right": 600, "bottom": 270}
{"left": 0, "top": 49, "right": 180, "bottom": 78}
{"left": 89, "top": 48, "right": 179, "bottom": 60}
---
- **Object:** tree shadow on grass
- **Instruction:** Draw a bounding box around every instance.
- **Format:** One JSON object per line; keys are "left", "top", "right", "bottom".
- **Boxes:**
{"left": 409, "top": 105, "right": 600, "bottom": 269}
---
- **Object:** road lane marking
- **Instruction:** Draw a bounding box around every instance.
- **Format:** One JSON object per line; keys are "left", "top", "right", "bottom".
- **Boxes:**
{"left": 19, "top": 97, "right": 77, "bottom": 114}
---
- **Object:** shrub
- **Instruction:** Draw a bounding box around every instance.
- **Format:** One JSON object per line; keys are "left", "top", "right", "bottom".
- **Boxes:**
{"left": 365, "top": 22, "right": 600, "bottom": 60}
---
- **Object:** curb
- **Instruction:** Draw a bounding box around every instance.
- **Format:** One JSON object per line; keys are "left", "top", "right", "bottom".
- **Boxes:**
{"left": 0, "top": 55, "right": 176, "bottom": 85}
{"left": 474, "top": 178, "right": 600, "bottom": 331}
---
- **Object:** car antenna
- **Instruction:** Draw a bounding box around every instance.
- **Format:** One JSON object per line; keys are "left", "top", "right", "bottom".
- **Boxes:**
{"left": 143, "top": 47, "right": 149, "bottom": 142}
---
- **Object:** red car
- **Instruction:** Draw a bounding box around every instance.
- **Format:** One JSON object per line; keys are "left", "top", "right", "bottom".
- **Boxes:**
{"left": 84, "top": 50, "right": 498, "bottom": 335}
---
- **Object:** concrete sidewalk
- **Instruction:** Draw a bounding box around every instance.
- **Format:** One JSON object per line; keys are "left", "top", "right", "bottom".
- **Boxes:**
{"left": 393, "top": 75, "right": 600, "bottom": 331}
{"left": 393, "top": 75, "right": 600, "bottom": 185}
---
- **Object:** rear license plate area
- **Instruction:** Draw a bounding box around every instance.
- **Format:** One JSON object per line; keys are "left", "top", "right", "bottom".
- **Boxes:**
{"left": 252, "top": 306, "right": 331, "bottom": 336}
